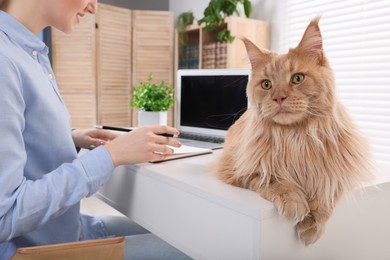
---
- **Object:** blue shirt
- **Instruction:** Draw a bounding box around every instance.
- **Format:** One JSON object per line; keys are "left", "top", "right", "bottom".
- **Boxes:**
{"left": 0, "top": 11, "right": 115, "bottom": 259}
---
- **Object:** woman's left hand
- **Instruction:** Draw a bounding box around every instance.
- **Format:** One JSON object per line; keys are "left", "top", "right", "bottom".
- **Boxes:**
{"left": 72, "top": 128, "right": 119, "bottom": 149}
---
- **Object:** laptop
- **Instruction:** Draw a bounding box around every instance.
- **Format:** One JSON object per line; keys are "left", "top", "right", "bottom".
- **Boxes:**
{"left": 176, "top": 69, "right": 251, "bottom": 149}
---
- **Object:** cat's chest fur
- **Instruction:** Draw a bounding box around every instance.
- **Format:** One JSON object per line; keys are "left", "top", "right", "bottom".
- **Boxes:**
{"left": 259, "top": 124, "right": 332, "bottom": 195}
{"left": 229, "top": 108, "right": 354, "bottom": 201}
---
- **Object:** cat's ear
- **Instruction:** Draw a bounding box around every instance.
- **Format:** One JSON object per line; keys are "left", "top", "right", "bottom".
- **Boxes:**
{"left": 295, "top": 16, "right": 324, "bottom": 64}
{"left": 242, "top": 37, "right": 270, "bottom": 70}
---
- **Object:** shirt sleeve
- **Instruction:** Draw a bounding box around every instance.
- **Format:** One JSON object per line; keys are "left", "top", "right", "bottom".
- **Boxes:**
{"left": 0, "top": 55, "right": 115, "bottom": 241}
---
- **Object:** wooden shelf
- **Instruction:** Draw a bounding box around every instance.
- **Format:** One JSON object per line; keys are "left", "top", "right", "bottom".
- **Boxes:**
{"left": 175, "top": 16, "right": 269, "bottom": 71}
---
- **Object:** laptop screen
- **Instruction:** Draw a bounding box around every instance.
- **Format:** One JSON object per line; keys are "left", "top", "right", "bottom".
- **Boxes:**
{"left": 176, "top": 69, "right": 250, "bottom": 138}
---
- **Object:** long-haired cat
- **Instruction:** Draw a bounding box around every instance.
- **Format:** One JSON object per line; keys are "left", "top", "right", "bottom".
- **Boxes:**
{"left": 216, "top": 17, "right": 374, "bottom": 245}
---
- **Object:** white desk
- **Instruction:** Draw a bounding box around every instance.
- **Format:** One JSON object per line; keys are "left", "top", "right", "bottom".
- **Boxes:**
{"left": 97, "top": 150, "right": 390, "bottom": 260}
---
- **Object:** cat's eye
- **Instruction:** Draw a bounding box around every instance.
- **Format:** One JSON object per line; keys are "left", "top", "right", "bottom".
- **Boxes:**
{"left": 291, "top": 73, "right": 305, "bottom": 85}
{"left": 261, "top": 80, "right": 272, "bottom": 90}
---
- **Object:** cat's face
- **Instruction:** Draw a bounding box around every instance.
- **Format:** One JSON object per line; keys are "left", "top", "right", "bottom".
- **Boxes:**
{"left": 244, "top": 17, "right": 335, "bottom": 126}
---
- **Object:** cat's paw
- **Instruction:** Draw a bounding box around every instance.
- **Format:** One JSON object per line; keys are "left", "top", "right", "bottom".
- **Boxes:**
{"left": 273, "top": 192, "right": 310, "bottom": 222}
{"left": 296, "top": 214, "right": 325, "bottom": 245}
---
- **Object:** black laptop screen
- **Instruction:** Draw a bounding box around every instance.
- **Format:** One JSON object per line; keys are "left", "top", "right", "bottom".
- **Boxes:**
{"left": 180, "top": 75, "right": 248, "bottom": 131}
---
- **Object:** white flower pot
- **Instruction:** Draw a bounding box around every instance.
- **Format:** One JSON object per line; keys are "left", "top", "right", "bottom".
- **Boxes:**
{"left": 138, "top": 111, "right": 168, "bottom": 126}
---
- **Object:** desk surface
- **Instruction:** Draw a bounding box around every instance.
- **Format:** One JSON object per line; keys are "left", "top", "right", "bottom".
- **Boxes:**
{"left": 137, "top": 151, "right": 277, "bottom": 218}
{"left": 97, "top": 150, "right": 390, "bottom": 260}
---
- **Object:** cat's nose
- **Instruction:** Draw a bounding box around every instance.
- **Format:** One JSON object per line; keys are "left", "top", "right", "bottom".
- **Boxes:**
{"left": 273, "top": 96, "right": 287, "bottom": 105}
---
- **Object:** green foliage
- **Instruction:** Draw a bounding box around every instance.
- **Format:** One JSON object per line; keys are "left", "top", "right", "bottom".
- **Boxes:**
{"left": 176, "top": 11, "right": 195, "bottom": 47}
{"left": 176, "top": 11, "right": 195, "bottom": 32}
{"left": 198, "top": 0, "right": 252, "bottom": 43}
{"left": 131, "top": 73, "right": 174, "bottom": 112}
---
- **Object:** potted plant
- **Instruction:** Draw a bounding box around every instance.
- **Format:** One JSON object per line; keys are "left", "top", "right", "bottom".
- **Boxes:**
{"left": 176, "top": 11, "right": 195, "bottom": 30}
{"left": 131, "top": 73, "right": 174, "bottom": 126}
{"left": 198, "top": 0, "right": 252, "bottom": 43}
{"left": 176, "top": 11, "right": 195, "bottom": 42}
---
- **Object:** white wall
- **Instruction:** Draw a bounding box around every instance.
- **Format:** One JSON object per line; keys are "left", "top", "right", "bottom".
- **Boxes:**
{"left": 169, "top": 0, "right": 284, "bottom": 52}
{"left": 169, "top": 0, "right": 209, "bottom": 24}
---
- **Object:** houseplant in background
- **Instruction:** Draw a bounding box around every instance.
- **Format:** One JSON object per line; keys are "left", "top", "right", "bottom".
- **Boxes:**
{"left": 176, "top": 11, "right": 195, "bottom": 30}
{"left": 131, "top": 73, "right": 174, "bottom": 126}
{"left": 176, "top": 11, "right": 195, "bottom": 46}
{"left": 198, "top": 0, "right": 252, "bottom": 43}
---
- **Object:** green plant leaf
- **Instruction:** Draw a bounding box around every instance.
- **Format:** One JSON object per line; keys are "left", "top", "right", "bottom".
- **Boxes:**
{"left": 224, "top": 0, "right": 237, "bottom": 16}
{"left": 244, "top": 0, "right": 252, "bottom": 18}
{"left": 131, "top": 73, "right": 174, "bottom": 112}
{"left": 198, "top": 0, "right": 252, "bottom": 43}
{"left": 176, "top": 11, "right": 194, "bottom": 31}
{"left": 217, "top": 28, "right": 235, "bottom": 43}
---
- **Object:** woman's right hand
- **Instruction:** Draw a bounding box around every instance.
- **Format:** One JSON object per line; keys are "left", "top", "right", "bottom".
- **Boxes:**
{"left": 103, "top": 125, "right": 181, "bottom": 166}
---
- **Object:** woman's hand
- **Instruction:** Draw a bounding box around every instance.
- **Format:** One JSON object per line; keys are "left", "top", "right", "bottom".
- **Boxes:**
{"left": 72, "top": 128, "right": 119, "bottom": 149}
{"left": 104, "top": 125, "right": 181, "bottom": 166}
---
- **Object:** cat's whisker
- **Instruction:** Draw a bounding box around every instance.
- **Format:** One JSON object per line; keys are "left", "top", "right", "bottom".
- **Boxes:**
{"left": 304, "top": 108, "right": 328, "bottom": 118}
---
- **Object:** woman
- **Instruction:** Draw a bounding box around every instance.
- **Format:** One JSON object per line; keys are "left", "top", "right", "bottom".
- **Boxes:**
{"left": 0, "top": 0, "right": 189, "bottom": 259}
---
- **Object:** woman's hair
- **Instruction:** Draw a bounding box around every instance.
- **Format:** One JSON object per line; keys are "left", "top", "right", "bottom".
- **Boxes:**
{"left": 0, "top": 0, "right": 8, "bottom": 10}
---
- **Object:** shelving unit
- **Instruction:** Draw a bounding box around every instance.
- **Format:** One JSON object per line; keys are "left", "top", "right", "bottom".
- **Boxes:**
{"left": 175, "top": 16, "right": 269, "bottom": 71}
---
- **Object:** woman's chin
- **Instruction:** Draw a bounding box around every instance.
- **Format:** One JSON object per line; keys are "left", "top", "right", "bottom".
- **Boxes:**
{"left": 60, "top": 25, "right": 74, "bottom": 34}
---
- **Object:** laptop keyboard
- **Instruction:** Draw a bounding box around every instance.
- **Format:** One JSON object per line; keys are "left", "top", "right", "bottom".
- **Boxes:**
{"left": 179, "top": 132, "right": 224, "bottom": 144}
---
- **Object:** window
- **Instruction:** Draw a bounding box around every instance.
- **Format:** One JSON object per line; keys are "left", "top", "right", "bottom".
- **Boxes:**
{"left": 280, "top": 0, "right": 390, "bottom": 176}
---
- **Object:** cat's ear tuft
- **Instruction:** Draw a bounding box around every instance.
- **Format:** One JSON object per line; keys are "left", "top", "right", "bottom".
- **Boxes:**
{"left": 241, "top": 37, "right": 270, "bottom": 70}
{"left": 296, "top": 16, "right": 324, "bottom": 64}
